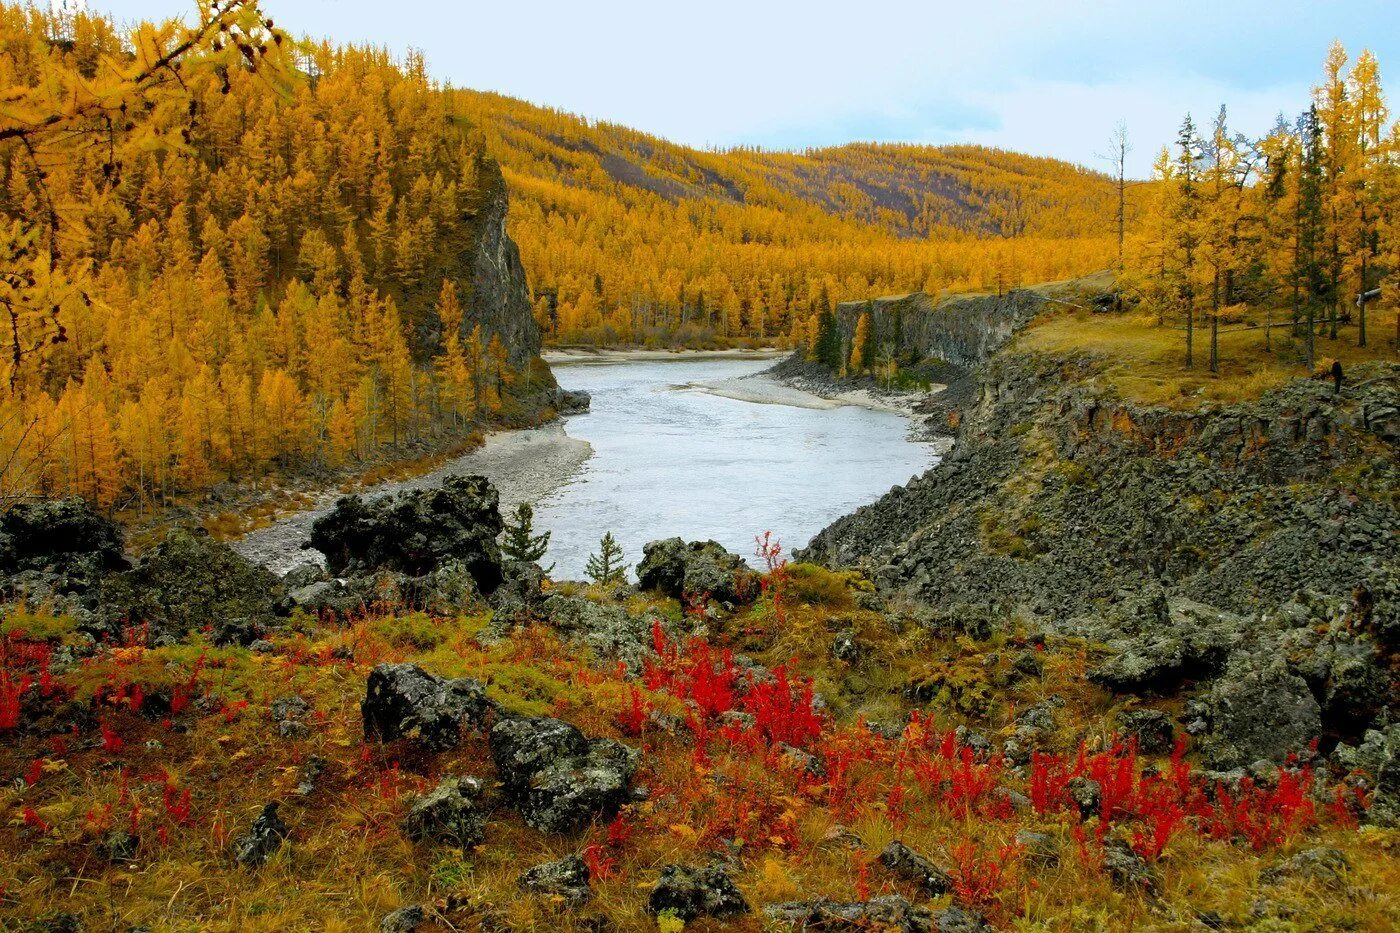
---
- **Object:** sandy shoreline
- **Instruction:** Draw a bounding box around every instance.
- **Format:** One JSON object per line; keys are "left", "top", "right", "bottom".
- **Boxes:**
{"left": 230, "top": 423, "right": 592, "bottom": 575}
{"left": 544, "top": 347, "right": 788, "bottom": 364}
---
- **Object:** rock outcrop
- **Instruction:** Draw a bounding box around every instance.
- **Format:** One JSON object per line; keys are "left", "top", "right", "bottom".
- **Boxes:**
{"left": 636, "top": 538, "right": 758, "bottom": 605}
{"left": 489, "top": 715, "right": 639, "bottom": 833}
{"left": 362, "top": 663, "right": 490, "bottom": 751}
{"left": 309, "top": 475, "right": 504, "bottom": 594}
{"left": 834, "top": 289, "right": 1048, "bottom": 368}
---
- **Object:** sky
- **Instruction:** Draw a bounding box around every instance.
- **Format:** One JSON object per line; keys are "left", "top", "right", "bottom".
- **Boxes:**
{"left": 88, "top": 0, "right": 1400, "bottom": 177}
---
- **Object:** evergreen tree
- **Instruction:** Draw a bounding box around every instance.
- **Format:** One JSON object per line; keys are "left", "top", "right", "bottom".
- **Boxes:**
{"left": 501, "top": 501, "right": 552, "bottom": 571}
{"left": 585, "top": 531, "right": 627, "bottom": 585}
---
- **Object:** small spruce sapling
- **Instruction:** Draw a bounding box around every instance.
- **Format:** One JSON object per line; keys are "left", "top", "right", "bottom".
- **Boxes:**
{"left": 500, "top": 501, "right": 553, "bottom": 572}
{"left": 586, "top": 531, "right": 627, "bottom": 585}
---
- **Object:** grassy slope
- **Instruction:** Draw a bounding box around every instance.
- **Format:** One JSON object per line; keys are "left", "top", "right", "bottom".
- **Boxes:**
{"left": 1, "top": 567, "right": 1395, "bottom": 930}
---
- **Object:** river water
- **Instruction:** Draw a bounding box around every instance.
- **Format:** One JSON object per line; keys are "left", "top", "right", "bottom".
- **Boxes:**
{"left": 537, "top": 357, "right": 935, "bottom": 579}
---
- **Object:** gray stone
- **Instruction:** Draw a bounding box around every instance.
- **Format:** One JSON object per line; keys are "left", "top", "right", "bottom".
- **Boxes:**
{"left": 518, "top": 853, "right": 591, "bottom": 904}
{"left": 636, "top": 538, "right": 759, "bottom": 605}
{"left": 879, "top": 840, "right": 952, "bottom": 897}
{"left": 647, "top": 864, "right": 749, "bottom": 921}
{"left": 361, "top": 663, "right": 489, "bottom": 751}
{"left": 489, "top": 716, "right": 638, "bottom": 834}
{"left": 233, "top": 802, "right": 288, "bottom": 867}
{"left": 402, "top": 777, "right": 486, "bottom": 847}
{"left": 1259, "top": 847, "right": 1349, "bottom": 888}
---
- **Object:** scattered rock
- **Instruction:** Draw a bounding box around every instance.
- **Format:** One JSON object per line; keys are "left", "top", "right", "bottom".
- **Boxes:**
{"left": 765, "top": 896, "right": 931, "bottom": 931}
{"left": 1197, "top": 654, "right": 1322, "bottom": 770}
{"left": 98, "top": 528, "right": 281, "bottom": 642}
{"left": 879, "top": 840, "right": 952, "bottom": 897}
{"left": 518, "top": 853, "right": 591, "bottom": 905}
{"left": 1014, "top": 829, "right": 1059, "bottom": 867}
{"left": 933, "top": 907, "right": 992, "bottom": 932}
{"left": 1118, "top": 709, "right": 1176, "bottom": 755}
{"left": 402, "top": 777, "right": 485, "bottom": 847}
{"left": 1259, "top": 846, "right": 1350, "bottom": 888}
{"left": 1067, "top": 776, "right": 1102, "bottom": 820}
{"left": 233, "top": 802, "right": 288, "bottom": 867}
{"left": 489, "top": 716, "right": 638, "bottom": 833}
{"left": 1101, "top": 841, "right": 1157, "bottom": 895}
{"left": 647, "top": 863, "right": 750, "bottom": 921}
{"left": 379, "top": 905, "right": 426, "bottom": 933}
{"left": 635, "top": 538, "right": 759, "bottom": 605}
{"left": 309, "top": 475, "right": 505, "bottom": 593}
{"left": 830, "top": 630, "right": 863, "bottom": 662}
{"left": 490, "top": 560, "right": 548, "bottom": 619}
{"left": 362, "top": 663, "right": 489, "bottom": 751}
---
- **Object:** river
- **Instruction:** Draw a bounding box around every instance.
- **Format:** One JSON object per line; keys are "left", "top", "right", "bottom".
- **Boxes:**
{"left": 536, "top": 357, "right": 934, "bottom": 578}
{"left": 231, "top": 356, "right": 937, "bottom": 580}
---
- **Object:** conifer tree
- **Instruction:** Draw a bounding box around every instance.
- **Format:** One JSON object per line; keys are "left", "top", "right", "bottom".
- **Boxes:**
{"left": 586, "top": 531, "right": 627, "bottom": 585}
{"left": 501, "top": 501, "right": 552, "bottom": 571}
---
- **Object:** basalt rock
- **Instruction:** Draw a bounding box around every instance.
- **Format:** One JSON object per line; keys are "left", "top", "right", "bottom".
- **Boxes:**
{"left": 309, "top": 475, "right": 504, "bottom": 593}
{"left": 1196, "top": 653, "right": 1322, "bottom": 770}
{"left": 556, "top": 388, "right": 591, "bottom": 415}
{"left": 362, "top": 663, "right": 489, "bottom": 751}
{"left": 1260, "top": 847, "right": 1350, "bottom": 888}
{"left": 647, "top": 863, "right": 750, "bottom": 921}
{"left": 538, "top": 593, "right": 661, "bottom": 670}
{"left": 489, "top": 716, "right": 638, "bottom": 833}
{"left": 636, "top": 537, "right": 759, "bottom": 605}
{"left": 878, "top": 841, "right": 952, "bottom": 897}
{"left": 402, "top": 777, "right": 486, "bottom": 847}
{"left": 233, "top": 802, "right": 288, "bottom": 867}
{"left": 0, "top": 497, "right": 126, "bottom": 597}
{"left": 518, "top": 853, "right": 592, "bottom": 905}
{"left": 98, "top": 528, "right": 281, "bottom": 643}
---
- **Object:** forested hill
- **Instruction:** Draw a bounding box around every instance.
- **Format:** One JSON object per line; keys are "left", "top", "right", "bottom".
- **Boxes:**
{"left": 0, "top": 6, "right": 554, "bottom": 513}
{"left": 454, "top": 91, "right": 1128, "bottom": 346}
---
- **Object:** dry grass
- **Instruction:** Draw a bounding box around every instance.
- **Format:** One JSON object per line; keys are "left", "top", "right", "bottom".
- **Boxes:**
{"left": 1017, "top": 304, "right": 1399, "bottom": 408}
{"left": 1, "top": 575, "right": 1397, "bottom": 931}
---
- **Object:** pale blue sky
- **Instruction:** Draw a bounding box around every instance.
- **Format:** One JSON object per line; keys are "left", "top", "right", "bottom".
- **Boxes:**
{"left": 90, "top": 0, "right": 1399, "bottom": 176}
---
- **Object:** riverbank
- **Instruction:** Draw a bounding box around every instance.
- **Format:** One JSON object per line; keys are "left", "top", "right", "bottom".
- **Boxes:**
{"left": 230, "top": 423, "right": 592, "bottom": 575}
{"left": 544, "top": 347, "right": 787, "bottom": 364}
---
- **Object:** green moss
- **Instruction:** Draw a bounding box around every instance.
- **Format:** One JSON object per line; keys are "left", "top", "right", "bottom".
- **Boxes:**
{"left": 0, "top": 609, "right": 84, "bottom": 643}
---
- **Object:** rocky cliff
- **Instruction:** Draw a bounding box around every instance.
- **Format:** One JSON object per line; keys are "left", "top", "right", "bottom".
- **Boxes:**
{"left": 457, "top": 155, "right": 542, "bottom": 371}
{"left": 834, "top": 289, "right": 1048, "bottom": 367}
{"left": 800, "top": 343, "right": 1400, "bottom": 753}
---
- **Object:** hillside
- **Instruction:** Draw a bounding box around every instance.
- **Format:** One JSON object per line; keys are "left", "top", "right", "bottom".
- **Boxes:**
{"left": 0, "top": 6, "right": 557, "bottom": 517}
{"left": 454, "top": 91, "right": 1129, "bottom": 346}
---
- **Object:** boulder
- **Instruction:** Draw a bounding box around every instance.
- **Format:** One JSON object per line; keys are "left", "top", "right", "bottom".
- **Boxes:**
{"left": 518, "top": 853, "right": 591, "bottom": 905}
{"left": 0, "top": 497, "right": 126, "bottom": 591}
{"left": 490, "top": 716, "right": 639, "bottom": 833}
{"left": 647, "top": 864, "right": 750, "bottom": 921}
{"left": 635, "top": 538, "right": 759, "bottom": 605}
{"left": 1197, "top": 654, "right": 1322, "bottom": 770}
{"left": 765, "top": 896, "right": 932, "bottom": 932}
{"left": 1338, "top": 724, "right": 1400, "bottom": 827}
{"left": 1088, "top": 597, "right": 1241, "bottom": 694}
{"left": 97, "top": 527, "right": 281, "bottom": 642}
{"left": 379, "top": 905, "right": 426, "bottom": 933}
{"left": 878, "top": 841, "right": 952, "bottom": 897}
{"left": 539, "top": 594, "right": 658, "bottom": 670}
{"left": 1259, "top": 846, "right": 1349, "bottom": 888}
{"left": 233, "top": 802, "right": 288, "bottom": 867}
{"left": 309, "top": 475, "right": 504, "bottom": 593}
{"left": 489, "top": 560, "right": 548, "bottom": 620}
{"left": 362, "top": 663, "right": 489, "bottom": 751}
{"left": 1118, "top": 709, "right": 1176, "bottom": 755}
{"left": 402, "top": 777, "right": 486, "bottom": 847}
{"left": 556, "top": 388, "right": 591, "bottom": 415}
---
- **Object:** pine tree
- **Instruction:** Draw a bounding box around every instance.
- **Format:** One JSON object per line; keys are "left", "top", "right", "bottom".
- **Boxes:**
{"left": 585, "top": 531, "right": 627, "bottom": 585}
{"left": 501, "top": 501, "right": 552, "bottom": 571}
{"left": 1175, "top": 114, "right": 1202, "bottom": 368}
{"left": 850, "top": 311, "right": 872, "bottom": 374}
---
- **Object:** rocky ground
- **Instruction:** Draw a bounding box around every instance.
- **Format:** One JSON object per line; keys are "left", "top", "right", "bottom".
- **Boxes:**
{"left": 0, "top": 468, "right": 1397, "bottom": 930}
{"left": 230, "top": 423, "right": 592, "bottom": 576}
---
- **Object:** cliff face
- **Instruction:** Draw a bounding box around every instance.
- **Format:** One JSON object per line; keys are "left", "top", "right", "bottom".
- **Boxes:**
{"left": 457, "top": 156, "right": 542, "bottom": 371}
{"left": 800, "top": 352, "right": 1400, "bottom": 621}
{"left": 834, "top": 290, "right": 1046, "bottom": 367}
